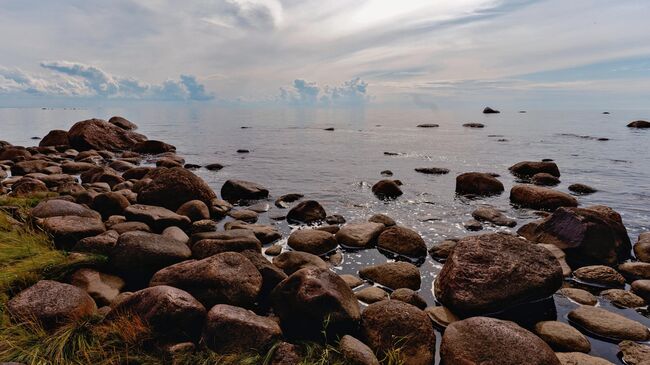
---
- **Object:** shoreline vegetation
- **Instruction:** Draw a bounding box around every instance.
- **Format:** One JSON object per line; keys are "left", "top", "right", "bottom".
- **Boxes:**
{"left": 0, "top": 115, "right": 648, "bottom": 364}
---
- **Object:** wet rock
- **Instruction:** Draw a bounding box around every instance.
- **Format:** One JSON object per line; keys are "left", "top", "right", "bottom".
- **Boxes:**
{"left": 521, "top": 206, "right": 631, "bottom": 266}
{"left": 7, "top": 280, "right": 96, "bottom": 329}
{"left": 150, "top": 252, "right": 262, "bottom": 308}
{"left": 455, "top": 172, "right": 504, "bottom": 196}
{"left": 355, "top": 286, "right": 388, "bottom": 304}
{"left": 539, "top": 243, "right": 572, "bottom": 276}
{"left": 124, "top": 204, "right": 191, "bottom": 232}
{"left": 371, "top": 179, "right": 402, "bottom": 199}
{"left": 428, "top": 239, "right": 457, "bottom": 260}
{"left": 73, "top": 230, "right": 119, "bottom": 255}
{"left": 274, "top": 193, "right": 303, "bottom": 208}
{"left": 271, "top": 267, "right": 360, "bottom": 339}
{"left": 627, "top": 120, "right": 650, "bottom": 128}
{"left": 441, "top": 317, "right": 560, "bottom": 365}
{"left": 205, "top": 163, "right": 224, "bottom": 171}
{"left": 634, "top": 232, "right": 650, "bottom": 262}
{"left": 361, "top": 300, "right": 436, "bottom": 365}
{"left": 265, "top": 245, "right": 282, "bottom": 256}
{"left": 359, "top": 261, "right": 421, "bottom": 290}
{"left": 138, "top": 167, "right": 216, "bottom": 211}
{"left": 424, "top": 306, "right": 459, "bottom": 328}
{"left": 68, "top": 118, "right": 144, "bottom": 151}
{"left": 108, "top": 285, "right": 205, "bottom": 340}
{"left": 111, "top": 231, "right": 191, "bottom": 284}
{"left": 556, "top": 352, "right": 614, "bottom": 365}
{"left": 228, "top": 209, "right": 258, "bottom": 223}
{"left": 509, "top": 161, "right": 560, "bottom": 178}
{"left": 108, "top": 116, "right": 138, "bottom": 130}
{"left": 38, "top": 215, "right": 106, "bottom": 249}
{"left": 209, "top": 198, "right": 233, "bottom": 218}
{"left": 619, "top": 261, "right": 650, "bottom": 280}
{"left": 70, "top": 268, "right": 125, "bottom": 306}
{"left": 286, "top": 200, "right": 327, "bottom": 224}
{"left": 31, "top": 199, "right": 100, "bottom": 219}
{"left": 11, "top": 159, "right": 54, "bottom": 175}
{"left": 573, "top": 265, "right": 625, "bottom": 287}
{"left": 390, "top": 288, "right": 427, "bottom": 309}
{"left": 632, "top": 280, "right": 650, "bottom": 302}
{"left": 534, "top": 320, "right": 591, "bottom": 353}
{"left": 415, "top": 167, "right": 449, "bottom": 175}
{"left": 132, "top": 140, "right": 175, "bottom": 154}
{"left": 601, "top": 289, "right": 645, "bottom": 308}
{"left": 272, "top": 251, "right": 328, "bottom": 275}
{"left": 380, "top": 170, "right": 393, "bottom": 177}
{"left": 221, "top": 179, "right": 269, "bottom": 203}
{"left": 471, "top": 207, "right": 516, "bottom": 227}
{"left": 91, "top": 192, "right": 130, "bottom": 220}
{"left": 557, "top": 288, "right": 597, "bottom": 305}
{"left": 377, "top": 225, "right": 427, "bottom": 257}
{"left": 288, "top": 229, "right": 338, "bottom": 256}
{"left": 335, "top": 222, "right": 385, "bottom": 248}
{"left": 434, "top": 233, "right": 563, "bottom": 316}
{"left": 341, "top": 274, "right": 364, "bottom": 288}
{"left": 339, "top": 335, "right": 380, "bottom": 365}
{"left": 510, "top": 185, "right": 577, "bottom": 211}
{"left": 568, "top": 305, "right": 650, "bottom": 341}
{"left": 191, "top": 230, "right": 262, "bottom": 258}
{"left": 202, "top": 304, "right": 282, "bottom": 353}
{"left": 39, "top": 130, "right": 69, "bottom": 147}
{"left": 568, "top": 183, "right": 597, "bottom": 195}
{"left": 156, "top": 157, "right": 183, "bottom": 168}
{"left": 619, "top": 340, "right": 650, "bottom": 365}
{"left": 416, "top": 123, "right": 439, "bottom": 128}
{"left": 175, "top": 199, "right": 210, "bottom": 222}
{"left": 462, "top": 123, "right": 485, "bottom": 128}
{"left": 463, "top": 219, "right": 483, "bottom": 231}
{"left": 483, "top": 107, "right": 500, "bottom": 113}
{"left": 224, "top": 221, "right": 282, "bottom": 244}
{"left": 368, "top": 213, "right": 395, "bottom": 226}
{"left": 532, "top": 172, "right": 561, "bottom": 186}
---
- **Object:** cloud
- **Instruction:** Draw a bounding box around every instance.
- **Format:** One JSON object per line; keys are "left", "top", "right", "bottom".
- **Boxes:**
{"left": 0, "top": 61, "right": 214, "bottom": 101}
{"left": 280, "top": 78, "right": 369, "bottom": 106}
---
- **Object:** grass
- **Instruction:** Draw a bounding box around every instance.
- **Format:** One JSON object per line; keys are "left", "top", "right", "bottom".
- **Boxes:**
{"left": 0, "top": 193, "right": 405, "bottom": 365}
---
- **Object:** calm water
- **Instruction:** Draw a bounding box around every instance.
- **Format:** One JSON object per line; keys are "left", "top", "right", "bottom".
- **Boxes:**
{"left": 1, "top": 105, "right": 649, "bottom": 363}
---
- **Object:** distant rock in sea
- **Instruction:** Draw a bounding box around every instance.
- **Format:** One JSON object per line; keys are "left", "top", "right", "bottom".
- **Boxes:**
{"left": 483, "top": 107, "right": 500, "bottom": 114}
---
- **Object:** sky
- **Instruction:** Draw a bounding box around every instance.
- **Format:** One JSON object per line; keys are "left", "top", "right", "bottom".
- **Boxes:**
{"left": 0, "top": 0, "right": 649, "bottom": 108}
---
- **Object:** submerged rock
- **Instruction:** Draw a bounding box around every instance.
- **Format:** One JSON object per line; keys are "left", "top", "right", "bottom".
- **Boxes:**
{"left": 568, "top": 183, "right": 597, "bottom": 195}
{"left": 532, "top": 172, "right": 561, "bottom": 186}
{"left": 483, "top": 107, "right": 500, "bottom": 114}
{"left": 415, "top": 167, "right": 449, "bottom": 175}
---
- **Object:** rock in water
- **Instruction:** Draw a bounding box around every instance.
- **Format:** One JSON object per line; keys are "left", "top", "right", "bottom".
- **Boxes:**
{"left": 440, "top": 317, "right": 560, "bottom": 365}
{"left": 509, "top": 184, "right": 578, "bottom": 211}
{"left": 271, "top": 267, "right": 360, "bottom": 339}
{"left": 568, "top": 306, "right": 650, "bottom": 341}
{"left": 221, "top": 179, "right": 269, "bottom": 203}
{"left": 627, "top": 120, "right": 650, "bottom": 128}
{"left": 108, "top": 116, "right": 138, "bottom": 130}
{"left": 359, "top": 261, "right": 421, "bottom": 290}
{"left": 286, "top": 200, "right": 326, "bottom": 224}
{"left": 455, "top": 172, "right": 504, "bottom": 196}
{"left": 335, "top": 222, "right": 385, "bottom": 248}
{"left": 67, "top": 118, "right": 144, "bottom": 151}
{"left": 371, "top": 180, "right": 402, "bottom": 199}
{"left": 483, "top": 106, "right": 500, "bottom": 114}
{"left": 533, "top": 320, "right": 591, "bottom": 353}
{"left": 471, "top": 207, "right": 516, "bottom": 227}
{"left": 202, "top": 304, "right": 282, "bottom": 353}
{"left": 361, "top": 300, "right": 436, "bottom": 365}
{"left": 137, "top": 167, "right": 216, "bottom": 211}
{"left": 568, "top": 183, "right": 597, "bottom": 195}
{"left": 39, "top": 129, "right": 69, "bottom": 147}
{"left": 376, "top": 225, "right": 427, "bottom": 257}
{"left": 509, "top": 161, "right": 560, "bottom": 178}
{"left": 132, "top": 140, "right": 176, "bottom": 154}
{"left": 7, "top": 280, "right": 97, "bottom": 330}
{"left": 556, "top": 353, "right": 614, "bottom": 365}
{"left": 287, "top": 229, "right": 337, "bottom": 256}
{"left": 434, "top": 233, "right": 563, "bottom": 316}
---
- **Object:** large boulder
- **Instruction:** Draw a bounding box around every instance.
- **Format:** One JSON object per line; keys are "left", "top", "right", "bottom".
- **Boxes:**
{"left": 137, "top": 167, "right": 216, "bottom": 211}
{"left": 286, "top": 200, "right": 326, "bottom": 224}
{"left": 150, "top": 252, "right": 262, "bottom": 308}
{"left": 440, "top": 317, "right": 560, "bottom": 365}
{"left": 108, "top": 116, "right": 138, "bottom": 130}
{"left": 39, "top": 130, "right": 69, "bottom": 147}
{"left": 240, "top": 249, "right": 288, "bottom": 295}
{"left": 359, "top": 261, "right": 421, "bottom": 290}
{"left": 287, "top": 229, "right": 337, "bottom": 256}
{"left": 221, "top": 179, "right": 269, "bottom": 203}
{"left": 361, "top": 300, "right": 436, "bottom": 365}
{"left": 124, "top": 204, "right": 191, "bottom": 232}
{"left": 509, "top": 161, "right": 560, "bottom": 178}
{"left": 510, "top": 184, "right": 578, "bottom": 211}
{"left": 7, "top": 280, "right": 96, "bottom": 329}
{"left": 377, "top": 226, "right": 427, "bottom": 257}
{"left": 38, "top": 215, "right": 106, "bottom": 249}
{"left": 108, "top": 285, "right": 205, "bottom": 340}
{"left": 455, "top": 172, "right": 504, "bottom": 196}
{"left": 110, "top": 231, "right": 191, "bottom": 284}
{"left": 202, "top": 304, "right": 282, "bottom": 353}
{"left": 519, "top": 206, "right": 631, "bottom": 266}
{"left": 434, "top": 233, "right": 563, "bottom": 316}
{"left": 67, "top": 119, "right": 144, "bottom": 151}
{"left": 91, "top": 192, "right": 130, "bottom": 220}
{"left": 31, "top": 199, "right": 100, "bottom": 219}
{"left": 271, "top": 267, "right": 360, "bottom": 339}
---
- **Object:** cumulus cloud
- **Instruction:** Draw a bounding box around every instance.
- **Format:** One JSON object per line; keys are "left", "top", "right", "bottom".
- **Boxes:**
{"left": 280, "top": 78, "right": 369, "bottom": 106}
{"left": 0, "top": 61, "right": 214, "bottom": 101}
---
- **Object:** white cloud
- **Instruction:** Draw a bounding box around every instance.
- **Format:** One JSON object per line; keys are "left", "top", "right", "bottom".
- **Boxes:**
{"left": 280, "top": 78, "right": 369, "bottom": 106}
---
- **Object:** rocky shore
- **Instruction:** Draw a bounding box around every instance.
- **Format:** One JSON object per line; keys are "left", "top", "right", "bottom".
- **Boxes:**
{"left": 0, "top": 116, "right": 649, "bottom": 364}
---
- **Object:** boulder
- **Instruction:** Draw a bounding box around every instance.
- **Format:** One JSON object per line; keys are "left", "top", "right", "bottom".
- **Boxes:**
{"left": 509, "top": 161, "right": 560, "bottom": 178}
{"left": 202, "top": 304, "right": 282, "bottom": 353}
{"left": 634, "top": 232, "right": 650, "bottom": 262}
{"left": 620, "top": 261, "right": 650, "bottom": 280}
{"left": 434, "top": 233, "right": 563, "bottom": 316}
{"left": 532, "top": 172, "right": 561, "bottom": 186}
{"left": 272, "top": 251, "right": 328, "bottom": 275}
{"left": 224, "top": 221, "right": 282, "bottom": 244}
{"left": 628, "top": 120, "right": 650, "bottom": 128}
{"left": 455, "top": 172, "right": 504, "bottom": 196}
{"left": 7, "top": 280, "right": 96, "bottom": 329}
{"left": 38, "top": 215, "right": 106, "bottom": 249}
{"left": 520, "top": 206, "right": 631, "bottom": 266}
{"left": 287, "top": 229, "right": 338, "bottom": 256}
{"left": 376, "top": 225, "right": 427, "bottom": 257}
{"left": 371, "top": 180, "right": 402, "bottom": 199}
{"left": 274, "top": 193, "right": 304, "bottom": 208}
{"left": 440, "top": 317, "right": 560, "bottom": 365}
{"left": 10, "top": 177, "right": 49, "bottom": 195}
{"left": 61, "top": 161, "right": 97, "bottom": 174}
{"left": 390, "top": 288, "right": 427, "bottom": 309}
{"left": 483, "top": 107, "right": 500, "bottom": 113}
{"left": 568, "top": 183, "right": 597, "bottom": 195}
{"left": 162, "top": 226, "right": 190, "bottom": 244}
{"left": 339, "top": 335, "right": 380, "bottom": 365}
{"left": 191, "top": 230, "right": 262, "bottom": 258}
{"left": 176, "top": 200, "right": 210, "bottom": 222}
{"left": 228, "top": 209, "right": 258, "bottom": 222}
{"left": 359, "top": 261, "right": 421, "bottom": 290}
{"left": 70, "top": 268, "right": 125, "bottom": 306}
{"left": 110, "top": 231, "right": 191, "bottom": 284}
{"left": 108, "top": 116, "right": 138, "bottom": 130}
{"left": 428, "top": 239, "right": 458, "bottom": 260}
{"left": 220, "top": 179, "right": 269, "bottom": 203}
{"left": 131, "top": 140, "right": 176, "bottom": 154}
{"left": 91, "top": 192, "right": 130, "bottom": 220}
{"left": 137, "top": 167, "right": 216, "bottom": 211}
{"left": 109, "top": 221, "right": 151, "bottom": 234}
{"left": 568, "top": 306, "right": 650, "bottom": 341}
{"left": 73, "top": 230, "right": 119, "bottom": 255}
{"left": 355, "top": 286, "right": 388, "bottom": 304}
{"left": 67, "top": 118, "right": 144, "bottom": 151}
{"left": 149, "top": 252, "right": 262, "bottom": 308}
{"left": 31, "top": 199, "right": 100, "bottom": 219}
{"left": 368, "top": 214, "right": 395, "bottom": 226}
{"left": 601, "top": 289, "right": 645, "bottom": 308}
{"left": 108, "top": 285, "right": 205, "bottom": 340}
{"left": 619, "top": 340, "right": 650, "bottom": 365}
{"left": 556, "top": 353, "right": 614, "bottom": 365}
{"left": 335, "top": 222, "right": 385, "bottom": 248}
{"left": 632, "top": 280, "right": 650, "bottom": 302}
{"left": 557, "top": 288, "right": 597, "bottom": 306}
{"left": 534, "top": 320, "right": 591, "bottom": 353}
{"left": 122, "top": 166, "right": 154, "bottom": 180}
{"left": 471, "top": 207, "right": 516, "bottom": 227}
{"left": 240, "top": 249, "right": 287, "bottom": 294}
{"left": 271, "top": 267, "right": 360, "bottom": 339}
{"left": 510, "top": 185, "right": 578, "bottom": 211}
{"left": 124, "top": 204, "right": 191, "bottom": 232}
{"left": 39, "top": 130, "right": 69, "bottom": 147}
{"left": 573, "top": 265, "right": 625, "bottom": 287}
{"left": 361, "top": 300, "right": 436, "bottom": 365}
{"left": 286, "top": 200, "right": 326, "bottom": 224}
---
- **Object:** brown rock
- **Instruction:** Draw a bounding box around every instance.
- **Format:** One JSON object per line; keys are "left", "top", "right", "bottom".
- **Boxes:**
{"left": 510, "top": 184, "right": 577, "bottom": 211}
{"left": 286, "top": 200, "right": 327, "bottom": 223}
{"left": 68, "top": 118, "right": 144, "bottom": 151}
{"left": 339, "top": 335, "right": 380, "bottom": 365}
{"left": 390, "top": 288, "right": 427, "bottom": 309}
{"left": 38, "top": 215, "right": 106, "bottom": 249}
{"left": 568, "top": 305, "right": 650, "bottom": 341}
{"left": 272, "top": 251, "right": 328, "bottom": 275}
{"left": 601, "top": 289, "right": 645, "bottom": 308}
{"left": 220, "top": 179, "right": 269, "bottom": 203}
{"left": 359, "top": 261, "right": 421, "bottom": 290}
{"left": 335, "top": 222, "right": 385, "bottom": 248}
{"left": 619, "top": 340, "right": 650, "bottom": 365}
{"left": 557, "top": 287, "right": 597, "bottom": 306}
{"left": 70, "top": 268, "right": 125, "bottom": 306}
{"left": 509, "top": 161, "right": 560, "bottom": 178}
{"left": 287, "top": 229, "right": 338, "bottom": 256}
{"left": 124, "top": 204, "right": 191, "bottom": 232}
{"left": 371, "top": 179, "right": 403, "bottom": 199}
{"left": 455, "top": 172, "right": 504, "bottom": 196}
{"left": 39, "top": 130, "right": 69, "bottom": 147}
{"left": 534, "top": 320, "right": 591, "bottom": 353}
{"left": 573, "top": 265, "right": 625, "bottom": 287}
{"left": 355, "top": 286, "right": 388, "bottom": 304}
{"left": 377, "top": 225, "right": 427, "bottom": 257}
{"left": 176, "top": 200, "right": 210, "bottom": 222}
{"left": 108, "top": 116, "right": 138, "bottom": 130}
{"left": 191, "top": 230, "right": 262, "bottom": 258}
{"left": 138, "top": 167, "right": 216, "bottom": 211}
{"left": 92, "top": 192, "right": 130, "bottom": 220}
